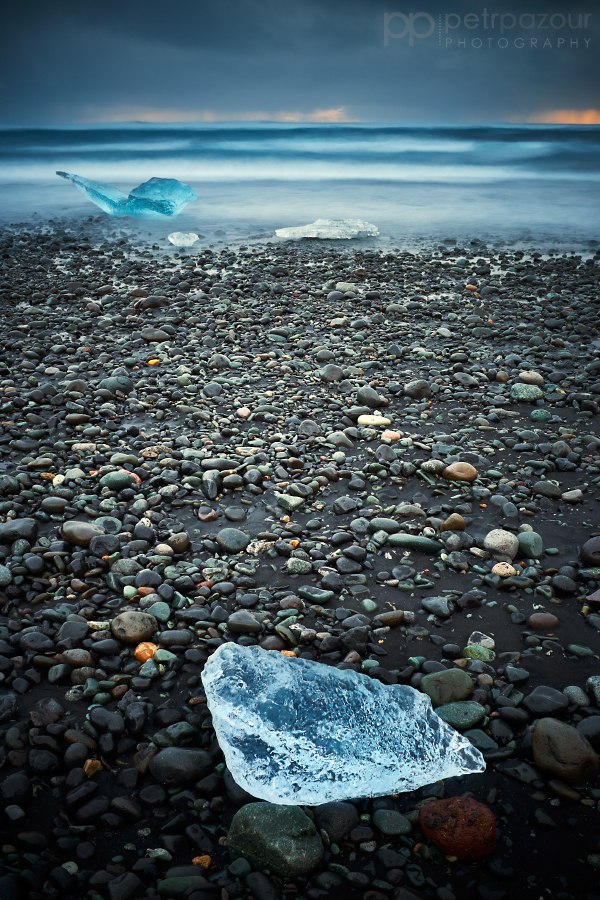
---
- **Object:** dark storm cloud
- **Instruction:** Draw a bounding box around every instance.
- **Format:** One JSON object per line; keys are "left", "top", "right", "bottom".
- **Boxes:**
{"left": 0, "top": 0, "right": 598, "bottom": 123}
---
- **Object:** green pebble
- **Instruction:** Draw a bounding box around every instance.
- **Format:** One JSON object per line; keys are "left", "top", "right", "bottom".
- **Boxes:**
{"left": 484, "top": 574, "right": 502, "bottom": 589}
{"left": 95, "top": 515, "right": 123, "bottom": 534}
{"left": 420, "top": 668, "right": 474, "bottom": 707}
{"left": 462, "top": 644, "right": 496, "bottom": 662}
{"left": 372, "top": 809, "right": 412, "bottom": 835}
{"left": 145, "top": 601, "right": 171, "bottom": 622}
{"left": 531, "top": 408, "right": 552, "bottom": 422}
{"left": 48, "top": 664, "right": 71, "bottom": 683}
{"left": 518, "top": 531, "right": 543, "bottom": 559}
{"left": 286, "top": 557, "right": 312, "bottom": 575}
{"left": 276, "top": 494, "right": 304, "bottom": 513}
{"left": 435, "top": 701, "right": 486, "bottom": 731}
{"left": 360, "top": 598, "right": 378, "bottom": 613}
{"left": 298, "top": 586, "right": 334, "bottom": 603}
{"left": 408, "top": 656, "right": 425, "bottom": 670}
{"left": 387, "top": 534, "right": 442, "bottom": 553}
{"left": 99, "top": 471, "right": 136, "bottom": 491}
{"left": 510, "top": 383, "right": 543, "bottom": 402}
{"left": 566, "top": 644, "right": 594, "bottom": 658}
{"left": 361, "top": 659, "right": 380, "bottom": 672}
{"left": 92, "top": 693, "right": 112, "bottom": 705}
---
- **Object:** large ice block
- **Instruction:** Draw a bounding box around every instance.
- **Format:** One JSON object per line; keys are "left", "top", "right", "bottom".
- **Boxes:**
{"left": 275, "top": 218, "right": 379, "bottom": 240}
{"left": 201, "top": 644, "right": 485, "bottom": 805}
{"left": 56, "top": 171, "right": 196, "bottom": 218}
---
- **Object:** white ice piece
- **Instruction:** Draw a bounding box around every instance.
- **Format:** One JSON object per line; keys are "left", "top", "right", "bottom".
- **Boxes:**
{"left": 275, "top": 218, "right": 379, "bottom": 240}
{"left": 201, "top": 643, "right": 485, "bottom": 805}
{"left": 56, "top": 171, "right": 196, "bottom": 219}
{"left": 168, "top": 232, "right": 199, "bottom": 247}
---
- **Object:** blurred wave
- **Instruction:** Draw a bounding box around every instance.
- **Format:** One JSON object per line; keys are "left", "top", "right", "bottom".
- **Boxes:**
{"left": 0, "top": 123, "right": 598, "bottom": 241}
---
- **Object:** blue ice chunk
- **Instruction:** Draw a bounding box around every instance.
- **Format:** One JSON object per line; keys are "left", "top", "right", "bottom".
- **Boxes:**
{"left": 202, "top": 643, "right": 485, "bottom": 805}
{"left": 56, "top": 171, "right": 196, "bottom": 219}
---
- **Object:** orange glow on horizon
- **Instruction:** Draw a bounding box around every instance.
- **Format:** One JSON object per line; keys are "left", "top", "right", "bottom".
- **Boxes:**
{"left": 80, "top": 105, "right": 357, "bottom": 124}
{"left": 523, "top": 109, "right": 600, "bottom": 124}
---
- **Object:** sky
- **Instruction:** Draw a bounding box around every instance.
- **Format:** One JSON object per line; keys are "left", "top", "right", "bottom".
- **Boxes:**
{"left": 0, "top": 0, "right": 598, "bottom": 125}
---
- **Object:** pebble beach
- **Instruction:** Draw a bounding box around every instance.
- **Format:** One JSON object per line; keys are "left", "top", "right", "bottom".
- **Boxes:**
{"left": 0, "top": 216, "right": 600, "bottom": 900}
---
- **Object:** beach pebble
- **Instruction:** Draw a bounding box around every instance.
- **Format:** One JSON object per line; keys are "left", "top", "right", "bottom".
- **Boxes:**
{"left": 484, "top": 529, "right": 519, "bottom": 560}
{"left": 419, "top": 797, "right": 496, "bottom": 861}
{"left": 519, "top": 370, "right": 544, "bottom": 386}
{"left": 227, "top": 803, "right": 324, "bottom": 877}
{"left": 1, "top": 219, "right": 599, "bottom": 900}
{"left": 533, "top": 718, "right": 600, "bottom": 782}
{"left": 528, "top": 613, "right": 560, "bottom": 630}
{"left": 110, "top": 611, "right": 158, "bottom": 644}
{"left": 61, "top": 521, "right": 105, "bottom": 547}
{"left": 217, "top": 528, "right": 250, "bottom": 553}
{"left": 510, "top": 383, "right": 544, "bottom": 402}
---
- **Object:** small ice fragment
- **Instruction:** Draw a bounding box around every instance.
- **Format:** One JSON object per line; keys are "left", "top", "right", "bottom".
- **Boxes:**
{"left": 275, "top": 218, "right": 379, "bottom": 240}
{"left": 201, "top": 643, "right": 485, "bottom": 805}
{"left": 56, "top": 171, "right": 196, "bottom": 219}
{"left": 168, "top": 232, "right": 199, "bottom": 247}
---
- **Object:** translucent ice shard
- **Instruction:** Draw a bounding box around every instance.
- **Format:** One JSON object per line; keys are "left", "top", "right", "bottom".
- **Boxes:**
{"left": 275, "top": 218, "right": 379, "bottom": 240}
{"left": 168, "top": 232, "right": 199, "bottom": 247}
{"left": 202, "top": 644, "right": 485, "bottom": 805}
{"left": 56, "top": 171, "right": 196, "bottom": 219}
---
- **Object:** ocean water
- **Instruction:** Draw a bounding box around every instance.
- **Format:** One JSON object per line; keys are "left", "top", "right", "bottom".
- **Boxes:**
{"left": 0, "top": 123, "right": 598, "bottom": 248}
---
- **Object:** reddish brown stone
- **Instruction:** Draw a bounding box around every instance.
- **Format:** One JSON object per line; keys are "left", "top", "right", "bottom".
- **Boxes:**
{"left": 439, "top": 513, "right": 466, "bottom": 532}
{"left": 528, "top": 612, "right": 560, "bottom": 630}
{"left": 442, "top": 462, "right": 478, "bottom": 483}
{"left": 198, "top": 509, "right": 218, "bottom": 522}
{"left": 375, "top": 609, "right": 405, "bottom": 626}
{"left": 279, "top": 596, "right": 303, "bottom": 611}
{"left": 418, "top": 796, "right": 496, "bottom": 861}
{"left": 111, "top": 683, "right": 129, "bottom": 699}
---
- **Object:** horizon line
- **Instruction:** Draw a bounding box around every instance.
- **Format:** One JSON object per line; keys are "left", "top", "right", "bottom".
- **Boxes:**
{"left": 1, "top": 119, "right": 600, "bottom": 129}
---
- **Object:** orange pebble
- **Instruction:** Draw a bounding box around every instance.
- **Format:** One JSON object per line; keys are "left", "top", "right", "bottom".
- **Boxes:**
{"left": 148, "top": 359, "right": 160, "bottom": 365}
{"left": 281, "top": 650, "right": 297, "bottom": 657}
{"left": 134, "top": 642, "right": 158, "bottom": 662}
{"left": 84, "top": 759, "right": 103, "bottom": 777}
{"left": 192, "top": 855, "right": 211, "bottom": 868}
